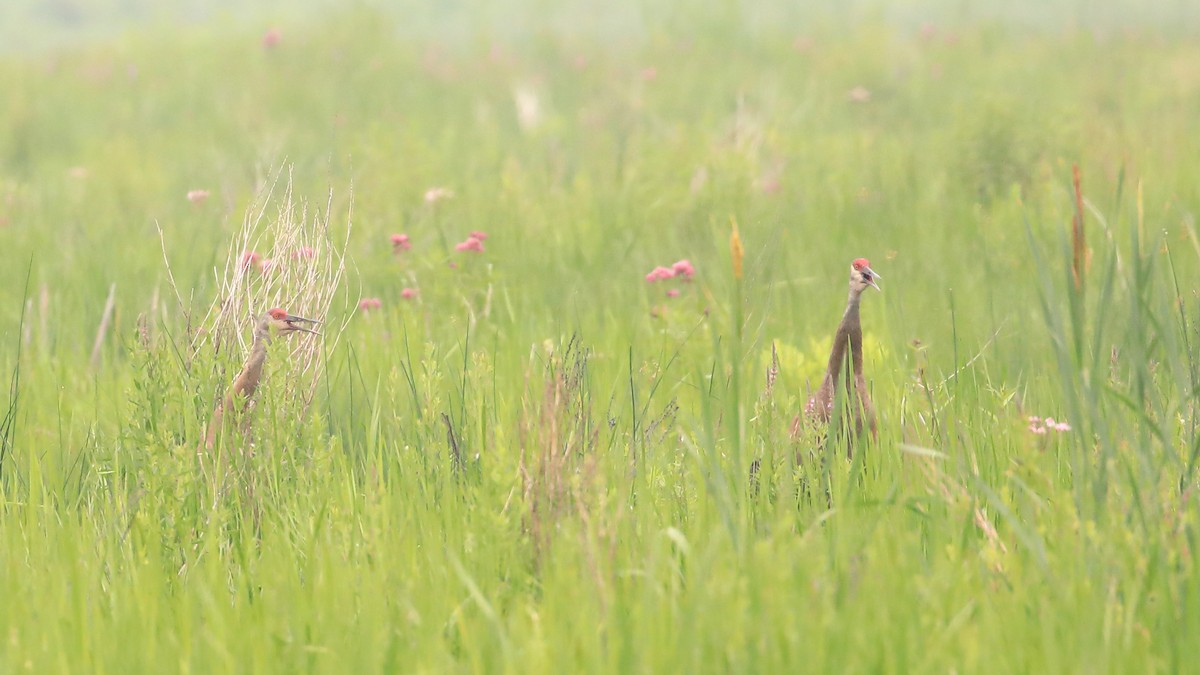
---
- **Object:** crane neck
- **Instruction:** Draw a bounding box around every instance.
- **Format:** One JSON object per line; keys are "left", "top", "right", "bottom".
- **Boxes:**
{"left": 824, "top": 290, "right": 864, "bottom": 380}
{"left": 844, "top": 288, "right": 864, "bottom": 314}
{"left": 245, "top": 321, "right": 274, "bottom": 373}
{"left": 838, "top": 290, "right": 864, "bottom": 336}
{"left": 252, "top": 321, "right": 273, "bottom": 346}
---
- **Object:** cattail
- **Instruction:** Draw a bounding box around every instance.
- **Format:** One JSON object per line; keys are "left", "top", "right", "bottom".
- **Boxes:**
{"left": 729, "top": 216, "right": 744, "bottom": 281}
{"left": 1071, "top": 164, "right": 1086, "bottom": 290}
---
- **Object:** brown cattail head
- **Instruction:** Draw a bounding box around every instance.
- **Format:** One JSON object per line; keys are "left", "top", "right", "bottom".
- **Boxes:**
{"left": 1071, "top": 164, "right": 1086, "bottom": 290}
{"left": 730, "top": 215, "right": 744, "bottom": 281}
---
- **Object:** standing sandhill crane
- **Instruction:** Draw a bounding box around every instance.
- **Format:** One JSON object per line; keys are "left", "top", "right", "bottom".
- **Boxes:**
{"left": 793, "top": 257, "right": 882, "bottom": 451}
{"left": 203, "top": 308, "right": 318, "bottom": 450}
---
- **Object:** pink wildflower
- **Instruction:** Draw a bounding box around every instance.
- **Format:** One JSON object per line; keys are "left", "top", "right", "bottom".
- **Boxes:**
{"left": 666, "top": 289, "right": 680, "bottom": 298}
{"left": 758, "top": 176, "right": 783, "bottom": 195}
{"left": 240, "top": 251, "right": 261, "bottom": 270}
{"left": 455, "top": 236, "right": 485, "bottom": 253}
{"left": 391, "top": 233, "right": 412, "bottom": 252}
{"left": 644, "top": 266, "right": 675, "bottom": 283}
{"left": 469, "top": 230, "right": 488, "bottom": 241}
{"left": 262, "top": 28, "right": 281, "bottom": 49}
{"left": 401, "top": 287, "right": 418, "bottom": 300}
{"left": 294, "top": 246, "right": 315, "bottom": 260}
{"left": 487, "top": 45, "right": 514, "bottom": 66}
{"left": 1028, "top": 414, "right": 1071, "bottom": 433}
{"left": 424, "top": 187, "right": 454, "bottom": 204}
{"left": 671, "top": 259, "right": 695, "bottom": 280}
{"left": 186, "top": 189, "right": 209, "bottom": 204}
{"left": 358, "top": 298, "right": 382, "bottom": 312}
{"left": 259, "top": 258, "right": 276, "bottom": 274}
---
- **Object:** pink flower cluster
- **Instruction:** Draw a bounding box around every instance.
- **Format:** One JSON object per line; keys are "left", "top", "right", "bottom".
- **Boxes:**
{"left": 186, "top": 189, "right": 209, "bottom": 204}
{"left": 645, "top": 259, "right": 695, "bottom": 283}
{"left": 455, "top": 230, "right": 487, "bottom": 253}
{"left": 358, "top": 223, "right": 470, "bottom": 317}
{"left": 645, "top": 266, "right": 674, "bottom": 282}
{"left": 1028, "top": 416, "right": 1071, "bottom": 435}
{"left": 645, "top": 260, "right": 696, "bottom": 298}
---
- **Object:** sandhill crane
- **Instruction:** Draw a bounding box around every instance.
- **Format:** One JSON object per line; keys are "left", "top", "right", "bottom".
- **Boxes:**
{"left": 750, "top": 258, "right": 883, "bottom": 489}
{"left": 203, "top": 308, "right": 318, "bottom": 450}
{"left": 794, "top": 257, "right": 881, "bottom": 451}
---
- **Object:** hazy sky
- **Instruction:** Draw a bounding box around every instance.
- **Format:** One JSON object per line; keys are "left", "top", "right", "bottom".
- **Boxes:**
{"left": 2, "top": 0, "right": 1197, "bottom": 55}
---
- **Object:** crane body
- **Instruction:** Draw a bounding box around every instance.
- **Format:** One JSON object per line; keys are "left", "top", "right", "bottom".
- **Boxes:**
{"left": 793, "top": 258, "right": 881, "bottom": 455}
{"left": 202, "top": 308, "right": 318, "bottom": 450}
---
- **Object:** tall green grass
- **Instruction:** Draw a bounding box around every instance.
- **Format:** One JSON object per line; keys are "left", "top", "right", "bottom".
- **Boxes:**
{"left": 1, "top": 5, "right": 1200, "bottom": 672}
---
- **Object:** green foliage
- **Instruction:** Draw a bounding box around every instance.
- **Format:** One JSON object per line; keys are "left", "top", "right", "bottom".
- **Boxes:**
{"left": 1, "top": 4, "right": 1200, "bottom": 672}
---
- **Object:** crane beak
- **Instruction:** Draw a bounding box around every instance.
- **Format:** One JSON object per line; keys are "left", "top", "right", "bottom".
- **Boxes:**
{"left": 864, "top": 267, "right": 882, "bottom": 292}
{"left": 284, "top": 314, "right": 321, "bottom": 335}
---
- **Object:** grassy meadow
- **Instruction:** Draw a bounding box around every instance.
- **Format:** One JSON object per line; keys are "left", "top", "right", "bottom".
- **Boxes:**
{"left": 3, "top": 3, "right": 1200, "bottom": 672}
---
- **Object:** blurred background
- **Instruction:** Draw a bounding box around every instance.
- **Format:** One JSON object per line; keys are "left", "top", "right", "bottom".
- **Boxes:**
{"left": 4, "top": 0, "right": 1199, "bottom": 55}
{"left": 3, "top": 2, "right": 1200, "bottom": 672}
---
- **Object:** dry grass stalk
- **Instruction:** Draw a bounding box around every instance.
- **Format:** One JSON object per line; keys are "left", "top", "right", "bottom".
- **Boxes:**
{"left": 89, "top": 283, "right": 116, "bottom": 369}
{"left": 518, "top": 337, "right": 599, "bottom": 568}
{"left": 193, "top": 167, "right": 353, "bottom": 422}
{"left": 763, "top": 341, "right": 780, "bottom": 398}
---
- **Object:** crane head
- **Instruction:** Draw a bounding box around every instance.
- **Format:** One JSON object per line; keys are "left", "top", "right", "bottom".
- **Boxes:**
{"left": 850, "top": 258, "right": 882, "bottom": 293}
{"left": 265, "top": 307, "right": 320, "bottom": 335}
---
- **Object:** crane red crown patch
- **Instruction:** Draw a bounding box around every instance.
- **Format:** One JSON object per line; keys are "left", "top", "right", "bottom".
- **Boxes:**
{"left": 852, "top": 258, "right": 871, "bottom": 270}
{"left": 268, "top": 308, "right": 288, "bottom": 320}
